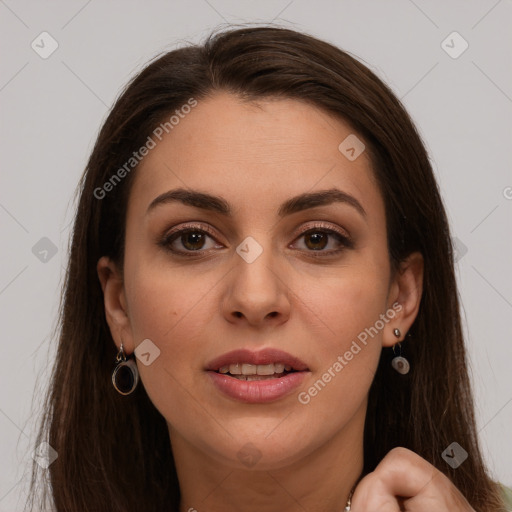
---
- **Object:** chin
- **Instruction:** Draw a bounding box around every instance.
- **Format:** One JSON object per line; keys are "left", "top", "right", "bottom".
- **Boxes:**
{"left": 209, "top": 433, "right": 312, "bottom": 471}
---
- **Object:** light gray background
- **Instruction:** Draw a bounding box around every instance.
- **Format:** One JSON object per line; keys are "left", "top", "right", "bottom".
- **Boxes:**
{"left": 1, "top": 1, "right": 511, "bottom": 509}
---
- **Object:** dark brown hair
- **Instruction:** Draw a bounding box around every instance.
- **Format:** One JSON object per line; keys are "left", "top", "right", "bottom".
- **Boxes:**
{"left": 26, "top": 25, "right": 505, "bottom": 511}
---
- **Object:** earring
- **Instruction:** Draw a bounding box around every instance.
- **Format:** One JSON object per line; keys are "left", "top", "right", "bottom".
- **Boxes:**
{"left": 391, "top": 328, "right": 410, "bottom": 375}
{"left": 112, "top": 343, "right": 139, "bottom": 395}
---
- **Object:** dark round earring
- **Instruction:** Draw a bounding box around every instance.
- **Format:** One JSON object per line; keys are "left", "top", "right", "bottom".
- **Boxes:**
{"left": 391, "top": 328, "right": 410, "bottom": 375}
{"left": 112, "top": 343, "right": 139, "bottom": 395}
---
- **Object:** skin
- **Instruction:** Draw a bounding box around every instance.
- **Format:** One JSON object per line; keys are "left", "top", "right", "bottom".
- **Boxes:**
{"left": 98, "top": 92, "right": 473, "bottom": 511}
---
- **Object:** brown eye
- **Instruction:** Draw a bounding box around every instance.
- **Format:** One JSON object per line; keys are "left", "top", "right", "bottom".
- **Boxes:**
{"left": 161, "top": 226, "right": 222, "bottom": 255}
{"left": 304, "top": 231, "right": 329, "bottom": 250}
{"left": 180, "top": 231, "right": 207, "bottom": 251}
{"left": 293, "top": 228, "right": 351, "bottom": 254}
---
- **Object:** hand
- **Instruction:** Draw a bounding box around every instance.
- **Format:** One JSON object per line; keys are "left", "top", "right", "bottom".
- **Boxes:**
{"left": 351, "top": 447, "right": 476, "bottom": 511}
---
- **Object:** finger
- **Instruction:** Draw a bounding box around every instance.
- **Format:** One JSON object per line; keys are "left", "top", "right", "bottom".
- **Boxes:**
{"left": 351, "top": 473, "right": 403, "bottom": 512}
{"left": 373, "top": 447, "right": 441, "bottom": 497}
{"left": 350, "top": 448, "right": 442, "bottom": 511}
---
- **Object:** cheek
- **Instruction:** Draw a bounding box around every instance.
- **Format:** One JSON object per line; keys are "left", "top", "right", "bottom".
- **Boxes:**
{"left": 299, "top": 264, "right": 389, "bottom": 355}
{"left": 125, "top": 261, "right": 213, "bottom": 353}
{"left": 293, "top": 260, "right": 389, "bottom": 402}
{"left": 293, "top": 278, "right": 385, "bottom": 433}
{"left": 123, "top": 254, "right": 246, "bottom": 412}
{"left": 123, "top": 268, "right": 214, "bottom": 426}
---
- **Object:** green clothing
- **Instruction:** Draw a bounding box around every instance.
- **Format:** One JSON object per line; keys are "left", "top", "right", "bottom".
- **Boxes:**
{"left": 502, "top": 483, "right": 512, "bottom": 511}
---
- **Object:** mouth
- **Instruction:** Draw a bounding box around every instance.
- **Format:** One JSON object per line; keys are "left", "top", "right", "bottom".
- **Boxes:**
{"left": 205, "top": 348, "right": 310, "bottom": 403}
{"left": 213, "top": 362, "right": 300, "bottom": 381}
{"left": 205, "top": 347, "right": 309, "bottom": 376}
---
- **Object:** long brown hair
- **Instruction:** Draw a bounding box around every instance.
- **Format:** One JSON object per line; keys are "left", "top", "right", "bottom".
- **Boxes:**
{"left": 26, "top": 25, "right": 505, "bottom": 511}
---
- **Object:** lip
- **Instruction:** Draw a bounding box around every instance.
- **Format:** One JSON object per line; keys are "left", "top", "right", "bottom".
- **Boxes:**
{"left": 206, "top": 370, "right": 309, "bottom": 403}
{"left": 205, "top": 348, "right": 310, "bottom": 404}
{"left": 205, "top": 348, "right": 309, "bottom": 372}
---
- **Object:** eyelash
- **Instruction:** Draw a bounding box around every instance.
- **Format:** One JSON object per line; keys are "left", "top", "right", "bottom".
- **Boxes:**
{"left": 159, "top": 222, "right": 353, "bottom": 258}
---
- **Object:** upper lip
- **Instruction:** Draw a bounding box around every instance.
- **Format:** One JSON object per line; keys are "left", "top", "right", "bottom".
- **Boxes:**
{"left": 205, "top": 348, "right": 309, "bottom": 372}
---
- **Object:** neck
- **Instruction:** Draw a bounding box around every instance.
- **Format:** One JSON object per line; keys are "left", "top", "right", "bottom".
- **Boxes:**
{"left": 171, "top": 402, "right": 366, "bottom": 512}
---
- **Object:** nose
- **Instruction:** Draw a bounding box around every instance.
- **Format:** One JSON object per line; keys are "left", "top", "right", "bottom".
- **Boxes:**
{"left": 222, "top": 242, "right": 291, "bottom": 328}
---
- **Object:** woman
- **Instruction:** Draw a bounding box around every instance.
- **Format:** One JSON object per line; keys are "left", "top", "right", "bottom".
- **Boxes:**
{"left": 27, "top": 25, "right": 511, "bottom": 511}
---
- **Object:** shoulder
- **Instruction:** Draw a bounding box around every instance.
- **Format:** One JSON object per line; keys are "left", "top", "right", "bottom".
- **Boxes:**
{"left": 500, "top": 483, "right": 512, "bottom": 511}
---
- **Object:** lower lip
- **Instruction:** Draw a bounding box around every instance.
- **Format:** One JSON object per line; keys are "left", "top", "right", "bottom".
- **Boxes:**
{"left": 206, "top": 371, "right": 309, "bottom": 403}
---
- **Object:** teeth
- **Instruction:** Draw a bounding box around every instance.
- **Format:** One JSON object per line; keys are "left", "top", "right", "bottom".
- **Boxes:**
{"left": 231, "top": 374, "right": 286, "bottom": 381}
{"left": 257, "top": 363, "right": 275, "bottom": 375}
{"left": 217, "top": 362, "right": 292, "bottom": 375}
{"left": 241, "top": 363, "right": 257, "bottom": 375}
{"left": 230, "top": 363, "right": 242, "bottom": 374}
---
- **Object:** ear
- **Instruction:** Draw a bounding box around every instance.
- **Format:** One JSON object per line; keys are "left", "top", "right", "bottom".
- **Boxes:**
{"left": 97, "top": 256, "right": 135, "bottom": 354}
{"left": 382, "top": 251, "right": 424, "bottom": 348}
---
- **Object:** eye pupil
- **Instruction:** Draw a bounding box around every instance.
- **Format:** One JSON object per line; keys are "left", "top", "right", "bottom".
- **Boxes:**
{"left": 182, "top": 231, "right": 205, "bottom": 250}
{"left": 305, "top": 232, "right": 328, "bottom": 250}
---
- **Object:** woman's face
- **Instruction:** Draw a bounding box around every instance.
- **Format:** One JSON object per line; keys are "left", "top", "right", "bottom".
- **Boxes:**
{"left": 100, "top": 92, "right": 421, "bottom": 470}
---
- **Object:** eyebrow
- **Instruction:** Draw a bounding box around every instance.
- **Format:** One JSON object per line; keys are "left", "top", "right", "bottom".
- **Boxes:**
{"left": 146, "top": 187, "right": 367, "bottom": 219}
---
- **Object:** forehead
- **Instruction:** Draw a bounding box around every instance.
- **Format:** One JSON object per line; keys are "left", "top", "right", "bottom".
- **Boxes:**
{"left": 129, "top": 92, "right": 383, "bottom": 222}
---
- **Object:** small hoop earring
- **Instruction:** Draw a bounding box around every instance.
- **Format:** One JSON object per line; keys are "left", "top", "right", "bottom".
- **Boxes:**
{"left": 112, "top": 343, "right": 139, "bottom": 395}
{"left": 391, "top": 329, "right": 410, "bottom": 375}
